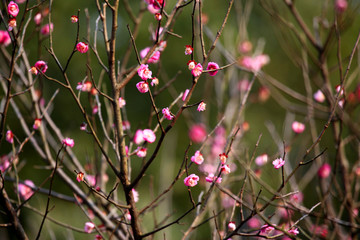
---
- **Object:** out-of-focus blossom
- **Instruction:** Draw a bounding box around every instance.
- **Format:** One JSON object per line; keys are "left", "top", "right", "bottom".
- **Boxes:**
{"left": 260, "top": 224, "right": 275, "bottom": 235}
{"left": 310, "top": 224, "right": 328, "bottom": 238}
{"left": 228, "top": 222, "right": 236, "bottom": 231}
{"left": 76, "top": 172, "right": 84, "bottom": 182}
{"left": 6, "top": 130, "right": 14, "bottom": 144}
{"left": 272, "top": 158, "right": 285, "bottom": 169}
{"left": 335, "top": 0, "right": 348, "bottom": 13}
{"left": 221, "top": 164, "right": 231, "bottom": 174}
{"left": 336, "top": 85, "right": 344, "bottom": 96}
{"left": 255, "top": 154, "right": 268, "bottom": 166}
{"left": 140, "top": 47, "right": 160, "bottom": 64}
{"left": 137, "top": 64, "right": 152, "bottom": 80}
{"left": 219, "top": 153, "right": 228, "bottom": 164}
{"left": 33, "top": 13, "right": 42, "bottom": 25}
{"left": 314, "top": 89, "right": 325, "bottom": 103}
{"left": 86, "top": 175, "right": 96, "bottom": 186}
{"left": 76, "top": 42, "right": 89, "bottom": 53}
{"left": 0, "top": 31, "right": 11, "bottom": 46}
{"left": 136, "top": 147, "right": 147, "bottom": 158}
{"left": 355, "top": 166, "right": 360, "bottom": 176}
{"left": 162, "top": 107, "right": 174, "bottom": 120}
{"left": 184, "top": 174, "right": 199, "bottom": 187}
{"left": 290, "top": 192, "right": 303, "bottom": 204}
{"left": 205, "top": 173, "right": 222, "bottom": 183}
{"left": 62, "top": 137, "right": 74, "bottom": 148}
{"left": 90, "top": 88, "right": 98, "bottom": 95}
{"left": 8, "top": 18, "right": 16, "bottom": 31}
{"left": 185, "top": 45, "right": 193, "bottom": 55}
{"left": 154, "top": 13, "right": 162, "bottom": 21}
{"left": 143, "top": 129, "right": 156, "bottom": 143}
{"left": 292, "top": 121, "right": 305, "bottom": 134}
{"left": 151, "top": 27, "right": 163, "bottom": 41}
{"left": 92, "top": 105, "right": 98, "bottom": 115}
{"left": 70, "top": 15, "right": 78, "bottom": 23}
{"left": 197, "top": 101, "right": 206, "bottom": 112}
{"left": 189, "top": 124, "right": 206, "bottom": 143}
{"left": 76, "top": 81, "right": 92, "bottom": 92}
{"left": 288, "top": 228, "right": 299, "bottom": 235}
{"left": 8, "top": 1, "right": 19, "bottom": 17}
{"left": 33, "top": 118, "right": 42, "bottom": 130}
{"left": 122, "top": 121, "right": 130, "bottom": 131}
{"left": 132, "top": 188, "right": 139, "bottom": 202}
{"left": 191, "top": 150, "right": 204, "bottom": 165}
{"left": 18, "top": 180, "right": 35, "bottom": 200}
{"left": 187, "top": 60, "right": 196, "bottom": 70}
{"left": 182, "top": 89, "right": 189, "bottom": 101}
{"left": 151, "top": 0, "right": 165, "bottom": 10}
{"left": 191, "top": 63, "right": 203, "bottom": 77}
{"left": 238, "top": 40, "right": 252, "bottom": 54}
{"left": 134, "top": 129, "right": 144, "bottom": 145}
{"left": 40, "top": 23, "right": 53, "bottom": 35}
{"left": 136, "top": 81, "right": 149, "bottom": 93}
{"left": 118, "top": 97, "right": 126, "bottom": 108}
{"left": 84, "top": 222, "right": 95, "bottom": 233}
{"left": 238, "top": 79, "right": 250, "bottom": 92}
{"left": 151, "top": 77, "right": 159, "bottom": 86}
{"left": 30, "top": 60, "right": 48, "bottom": 75}
{"left": 0, "top": 155, "right": 10, "bottom": 172}
{"left": 239, "top": 54, "right": 270, "bottom": 72}
{"left": 247, "top": 217, "right": 261, "bottom": 228}
{"left": 258, "top": 86, "right": 270, "bottom": 102}
{"left": 15, "top": 0, "right": 26, "bottom": 3}
{"left": 206, "top": 62, "right": 219, "bottom": 76}
{"left": 318, "top": 163, "right": 331, "bottom": 178}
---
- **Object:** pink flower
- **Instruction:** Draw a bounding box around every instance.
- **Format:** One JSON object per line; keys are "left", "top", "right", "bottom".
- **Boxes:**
{"left": 140, "top": 47, "right": 160, "bottom": 64}
{"left": 86, "top": 175, "right": 96, "bottom": 186}
{"left": 136, "top": 147, "right": 147, "bottom": 158}
{"left": 136, "top": 81, "right": 149, "bottom": 93}
{"left": 206, "top": 62, "right": 219, "bottom": 76}
{"left": 272, "top": 158, "right": 285, "bottom": 169}
{"left": 335, "top": 0, "right": 348, "bottom": 13}
{"left": 191, "top": 151, "right": 204, "bottom": 165}
{"left": 132, "top": 188, "right": 139, "bottom": 202}
{"left": 314, "top": 90, "right": 325, "bottom": 103}
{"left": 290, "top": 192, "right": 303, "bottom": 204}
{"left": 84, "top": 222, "right": 95, "bottom": 233}
{"left": 185, "top": 45, "right": 193, "bottom": 55}
{"left": 182, "top": 89, "right": 189, "bottom": 101}
{"left": 219, "top": 153, "right": 228, "bottom": 164}
{"left": 134, "top": 129, "right": 144, "bottom": 144}
{"left": 76, "top": 81, "right": 92, "bottom": 92}
{"left": 318, "top": 163, "right": 331, "bottom": 178}
{"left": 8, "top": 1, "right": 19, "bottom": 17}
{"left": 62, "top": 137, "right": 74, "bottom": 148}
{"left": 260, "top": 224, "right": 275, "bottom": 235}
{"left": 292, "top": 121, "right": 305, "bottom": 134}
{"left": 6, "top": 130, "right": 14, "bottom": 144}
{"left": 33, "top": 118, "right": 42, "bottom": 130}
{"left": 255, "top": 154, "right": 268, "bottom": 166}
{"left": 137, "top": 64, "right": 152, "bottom": 80}
{"left": 154, "top": 13, "right": 162, "bottom": 21}
{"left": 0, "top": 30, "right": 11, "bottom": 46}
{"left": 184, "top": 174, "right": 199, "bottom": 187}
{"left": 238, "top": 40, "right": 252, "bottom": 54}
{"left": 288, "top": 228, "right": 299, "bottom": 235}
{"left": 191, "top": 63, "right": 203, "bottom": 77}
{"left": 40, "top": 23, "right": 53, "bottom": 36}
{"left": 15, "top": 0, "right": 26, "bottom": 3}
{"left": 92, "top": 105, "right": 98, "bottom": 115}
{"left": 151, "top": 0, "right": 165, "bottom": 10}
{"left": 18, "top": 180, "right": 35, "bottom": 200}
{"left": 76, "top": 42, "right": 89, "bottom": 53}
{"left": 8, "top": 18, "right": 16, "bottom": 31}
{"left": 162, "top": 107, "right": 174, "bottom": 120}
{"left": 247, "top": 217, "right": 261, "bottom": 228}
{"left": 205, "top": 173, "right": 222, "bottom": 183}
{"left": 71, "top": 15, "right": 78, "bottom": 23}
{"left": 118, "top": 97, "right": 126, "bottom": 108}
{"left": 197, "top": 101, "right": 206, "bottom": 112}
{"left": 228, "top": 222, "right": 236, "bottom": 231}
{"left": 187, "top": 60, "right": 196, "bottom": 70}
{"left": 76, "top": 172, "right": 84, "bottom": 182}
{"left": 33, "top": 13, "right": 42, "bottom": 25}
{"left": 143, "top": 129, "right": 156, "bottom": 143}
{"left": 0, "top": 155, "right": 10, "bottom": 172}
{"left": 31, "top": 60, "right": 48, "bottom": 75}
{"left": 151, "top": 77, "right": 159, "bottom": 86}
{"left": 189, "top": 124, "right": 206, "bottom": 143}
{"left": 221, "top": 164, "right": 231, "bottom": 174}
{"left": 122, "top": 121, "right": 130, "bottom": 131}
{"left": 258, "top": 86, "right": 271, "bottom": 102}
{"left": 239, "top": 54, "right": 269, "bottom": 72}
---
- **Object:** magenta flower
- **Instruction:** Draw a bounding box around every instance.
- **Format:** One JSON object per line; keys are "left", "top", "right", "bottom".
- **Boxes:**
{"left": 255, "top": 154, "right": 268, "bottom": 166}
{"left": 191, "top": 63, "right": 203, "bottom": 77}
{"left": 15, "top": 0, "right": 26, "bottom": 3}
{"left": 143, "top": 129, "right": 156, "bottom": 143}
{"left": 18, "top": 180, "right": 35, "bottom": 200}
{"left": 84, "top": 222, "right": 95, "bottom": 233}
{"left": 86, "top": 175, "right": 96, "bottom": 186}
{"left": 0, "top": 30, "right": 11, "bottom": 46}
{"left": 118, "top": 97, "right": 126, "bottom": 108}
{"left": 137, "top": 64, "right": 152, "bottom": 80}
{"left": 221, "top": 164, "right": 231, "bottom": 174}
{"left": 228, "top": 221, "right": 236, "bottom": 231}
{"left": 76, "top": 172, "right": 84, "bottom": 182}
{"left": 272, "top": 158, "right": 285, "bottom": 169}
{"left": 136, "top": 81, "right": 149, "bottom": 93}
{"left": 184, "top": 174, "right": 199, "bottom": 187}
{"left": 205, "top": 173, "right": 222, "bottom": 183}
{"left": 32, "top": 60, "right": 48, "bottom": 75}
{"left": 206, "top": 62, "right": 219, "bottom": 76}
{"left": 70, "top": 15, "right": 78, "bottom": 23}
{"left": 313, "top": 90, "right": 325, "bottom": 103}
{"left": 191, "top": 150, "right": 204, "bottom": 165}
{"left": 197, "top": 101, "right": 206, "bottom": 112}
{"left": 8, "top": 1, "right": 19, "bottom": 17}
{"left": 182, "top": 89, "right": 189, "bottom": 101}
{"left": 151, "top": 77, "right": 159, "bottom": 86}
{"left": 92, "top": 105, "right": 98, "bottom": 115}
{"left": 140, "top": 47, "right": 160, "bottom": 64}
{"left": 318, "top": 163, "right": 331, "bottom": 178}
{"left": 187, "top": 60, "right": 196, "bottom": 70}
{"left": 33, "top": 118, "right": 42, "bottom": 130}
{"left": 40, "top": 23, "right": 53, "bottom": 36}
{"left": 62, "top": 137, "right": 74, "bottom": 148}
{"left": 76, "top": 42, "right": 89, "bottom": 53}
{"left": 6, "top": 130, "right": 14, "bottom": 144}
{"left": 132, "top": 189, "right": 139, "bottom": 202}
{"left": 292, "top": 121, "right": 305, "bottom": 134}
{"left": 188, "top": 124, "right": 206, "bottom": 143}
{"left": 162, "top": 107, "right": 174, "bottom": 120}
{"left": 136, "top": 147, "right": 147, "bottom": 158}
{"left": 154, "top": 13, "right": 162, "bottom": 21}
{"left": 0, "top": 155, "right": 10, "bottom": 173}
{"left": 134, "top": 129, "right": 144, "bottom": 145}
{"left": 247, "top": 217, "right": 261, "bottom": 228}
{"left": 185, "top": 45, "right": 193, "bottom": 55}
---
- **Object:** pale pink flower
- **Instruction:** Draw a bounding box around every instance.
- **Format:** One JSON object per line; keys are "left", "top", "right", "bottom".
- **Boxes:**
{"left": 76, "top": 172, "right": 84, "bottom": 182}
{"left": 197, "top": 101, "right": 206, "bottom": 112}
{"left": 292, "top": 121, "right": 305, "bottom": 134}
{"left": 134, "top": 129, "right": 144, "bottom": 145}
{"left": 191, "top": 63, "right": 203, "bottom": 77}
{"left": 18, "top": 180, "right": 35, "bottom": 200}
{"left": 219, "top": 153, "right": 228, "bottom": 164}
{"left": 185, "top": 45, "right": 193, "bottom": 55}
{"left": 189, "top": 124, "right": 206, "bottom": 143}
{"left": 239, "top": 54, "right": 269, "bottom": 72}
{"left": 8, "top": 1, "right": 19, "bottom": 17}
{"left": 184, "top": 174, "right": 199, "bottom": 187}
{"left": 151, "top": 27, "right": 164, "bottom": 41}
{"left": 40, "top": 23, "right": 53, "bottom": 35}
{"left": 199, "top": 164, "right": 217, "bottom": 174}
{"left": 132, "top": 189, "right": 139, "bottom": 202}
{"left": 137, "top": 64, "right": 152, "bottom": 80}
{"left": 191, "top": 150, "right": 204, "bottom": 165}
{"left": 136, "top": 147, "right": 147, "bottom": 158}
{"left": 76, "top": 81, "right": 92, "bottom": 92}
{"left": 318, "top": 163, "right": 331, "bottom": 178}
{"left": 289, "top": 192, "right": 303, "bottom": 203}
{"left": 143, "top": 129, "right": 156, "bottom": 143}
{"left": 33, "top": 13, "right": 42, "bottom": 25}
{"left": 187, "top": 60, "right": 196, "bottom": 70}
{"left": 147, "top": 4, "right": 159, "bottom": 14}
{"left": 205, "top": 173, "right": 222, "bottom": 183}
{"left": 272, "top": 158, "right": 285, "bottom": 169}
{"left": 288, "top": 228, "right": 299, "bottom": 235}
{"left": 86, "top": 175, "right": 96, "bottom": 186}
{"left": 136, "top": 81, "right": 149, "bottom": 93}
{"left": 162, "top": 107, "right": 173, "bottom": 120}
{"left": 151, "top": 77, "right": 159, "bottom": 86}
{"left": 206, "top": 62, "right": 219, "bottom": 76}
{"left": 228, "top": 222, "right": 236, "bottom": 231}
{"left": 6, "top": 130, "right": 14, "bottom": 144}
{"left": 238, "top": 79, "right": 250, "bottom": 92}
{"left": 335, "top": 0, "right": 348, "bottom": 13}
{"left": 62, "top": 137, "right": 74, "bottom": 148}
{"left": 118, "top": 97, "right": 126, "bottom": 108}
{"left": 221, "top": 193, "right": 236, "bottom": 208}
{"left": 255, "top": 154, "right": 268, "bottom": 166}
{"left": 182, "top": 89, "right": 189, "bottom": 101}
{"left": 92, "top": 105, "right": 98, "bottom": 115}
{"left": 32, "top": 60, "right": 48, "bottom": 75}
{"left": 125, "top": 211, "right": 131, "bottom": 221}
{"left": 0, "top": 155, "right": 10, "bottom": 172}
{"left": 221, "top": 164, "right": 231, "bottom": 174}
{"left": 33, "top": 118, "right": 42, "bottom": 130}
{"left": 70, "top": 15, "right": 78, "bottom": 23}
{"left": 313, "top": 89, "right": 325, "bottom": 103}
{"left": 238, "top": 40, "right": 252, "bottom": 54}
{"left": 0, "top": 30, "right": 11, "bottom": 46}
{"left": 260, "top": 224, "right": 275, "bottom": 235}
{"left": 336, "top": 85, "right": 344, "bottom": 96}
{"left": 84, "top": 222, "right": 95, "bottom": 233}
{"left": 140, "top": 47, "right": 160, "bottom": 64}
{"left": 76, "top": 42, "right": 89, "bottom": 53}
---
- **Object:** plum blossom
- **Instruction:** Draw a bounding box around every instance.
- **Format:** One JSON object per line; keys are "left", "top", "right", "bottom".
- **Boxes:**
{"left": 15, "top": 0, "right": 26, "bottom": 3}
{"left": 62, "top": 137, "right": 74, "bottom": 148}
{"left": 191, "top": 63, "right": 203, "bottom": 77}
{"left": 258, "top": 86, "right": 270, "bottom": 102}
{"left": 318, "top": 163, "right": 331, "bottom": 178}
{"left": 6, "top": 130, "right": 14, "bottom": 144}
{"left": 290, "top": 192, "right": 303, "bottom": 203}
{"left": 86, "top": 175, "right": 96, "bottom": 186}
{"left": 154, "top": 13, "right": 162, "bottom": 21}
{"left": 76, "top": 172, "right": 84, "bottom": 182}
{"left": 221, "top": 164, "right": 231, "bottom": 174}
{"left": 182, "top": 89, "right": 189, "bottom": 101}
{"left": 335, "top": 0, "right": 348, "bottom": 13}
{"left": 219, "top": 153, "right": 228, "bottom": 164}
{"left": 272, "top": 158, "right": 285, "bottom": 169}
{"left": 197, "top": 101, "right": 206, "bottom": 112}
{"left": 70, "top": 15, "right": 78, "bottom": 23}
{"left": 151, "top": 77, "right": 159, "bottom": 86}
{"left": 314, "top": 89, "right": 325, "bottom": 103}
{"left": 140, "top": 47, "right": 160, "bottom": 64}
{"left": 0, "top": 155, "right": 10, "bottom": 172}
{"left": 205, "top": 173, "right": 222, "bottom": 183}
{"left": 33, "top": 13, "right": 42, "bottom": 25}
{"left": 206, "top": 62, "right": 219, "bottom": 76}
{"left": 132, "top": 189, "right": 139, "bottom": 202}
{"left": 238, "top": 79, "right": 250, "bottom": 92}
{"left": 33, "top": 118, "right": 42, "bottom": 130}
{"left": 143, "top": 129, "right": 156, "bottom": 143}
{"left": 137, "top": 64, "right": 152, "bottom": 80}
{"left": 292, "top": 121, "right": 305, "bottom": 134}
{"left": 0, "top": 31, "right": 11, "bottom": 46}
{"left": 189, "top": 124, "right": 206, "bottom": 143}
{"left": 40, "top": 23, "right": 53, "bottom": 35}
{"left": 228, "top": 222, "right": 236, "bottom": 231}
{"left": 18, "top": 180, "right": 35, "bottom": 200}
{"left": 184, "top": 174, "right": 199, "bottom": 187}
{"left": 238, "top": 40, "right": 252, "bottom": 54}
{"left": 247, "top": 217, "right": 261, "bottom": 228}
{"left": 76, "top": 42, "right": 89, "bottom": 53}
{"left": 84, "top": 222, "right": 95, "bottom": 233}
{"left": 92, "top": 105, "right": 98, "bottom": 115}
{"left": 162, "top": 107, "right": 173, "bottom": 120}
{"left": 8, "top": 18, "right": 16, "bottom": 31}
{"left": 255, "top": 154, "right": 268, "bottom": 166}
{"left": 191, "top": 151, "right": 204, "bottom": 165}
{"left": 260, "top": 224, "right": 275, "bottom": 235}
{"left": 185, "top": 45, "right": 193, "bottom": 55}
{"left": 122, "top": 121, "right": 130, "bottom": 131}
{"left": 76, "top": 81, "right": 92, "bottom": 92}
{"left": 134, "top": 129, "right": 144, "bottom": 145}
{"left": 239, "top": 54, "right": 269, "bottom": 72}
{"left": 288, "top": 228, "right": 299, "bottom": 235}
{"left": 136, "top": 81, "right": 149, "bottom": 93}
{"left": 29, "top": 60, "right": 48, "bottom": 75}
{"left": 8, "top": 1, "right": 19, "bottom": 17}
{"left": 118, "top": 97, "right": 126, "bottom": 108}
{"left": 136, "top": 147, "right": 147, "bottom": 158}
{"left": 187, "top": 60, "right": 196, "bottom": 70}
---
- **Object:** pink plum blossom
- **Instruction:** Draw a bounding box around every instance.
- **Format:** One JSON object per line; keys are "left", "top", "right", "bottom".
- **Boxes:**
{"left": 76, "top": 172, "right": 84, "bottom": 182}
{"left": 143, "top": 129, "right": 156, "bottom": 143}
{"left": 184, "top": 174, "right": 199, "bottom": 187}
{"left": 136, "top": 81, "right": 149, "bottom": 93}
{"left": 154, "top": 13, "right": 162, "bottom": 21}
{"left": 335, "top": 0, "right": 348, "bottom": 13}
{"left": 92, "top": 105, "right": 98, "bottom": 115}
{"left": 239, "top": 54, "right": 269, "bottom": 72}
{"left": 255, "top": 154, "right": 268, "bottom": 166}
{"left": 191, "top": 63, "right": 203, "bottom": 77}
{"left": 258, "top": 86, "right": 271, "bottom": 102}
{"left": 15, "top": 0, "right": 26, "bottom": 3}
{"left": 29, "top": 60, "right": 48, "bottom": 75}
{"left": 151, "top": 77, "right": 159, "bottom": 86}
{"left": 221, "top": 164, "right": 231, "bottom": 174}
{"left": 118, "top": 97, "right": 126, "bottom": 108}
{"left": 6, "top": 130, "right": 14, "bottom": 144}
{"left": 206, "top": 62, "right": 219, "bottom": 76}
{"left": 137, "top": 64, "right": 152, "bottom": 80}
{"left": 219, "top": 153, "right": 228, "bottom": 164}
{"left": 187, "top": 60, "right": 196, "bottom": 70}
{"left": 86, "top": 175, "right": 96, "bottom": 186}
{"left": 272, "top": 158, "right": 285, "bottom": 169}
{"left": 136, "top": 147, "right": 147, "bottom": 158}
{"left": 247, "top": 217, "right": 261, "bottom": 228}
{"left": 0, "top": 155, "right": 10, "bottom": 172}
{"left": 290, "top": 192, "right": 303, "bottom": 203}
{"left": 185, "top": 45, "right": 193, "bottom": 55}
{"left": 182, "top": 89, "right": 189, "bottom": 101}
{"left": 70, "top": 15, "right": 78, "bottom": 23}
{"left": 40, "top": 23, "right": 53, "bottom": 35}
{"left": 18, "top": 180, "right": 35, "bottom": 200}
{"left": 33, "top": 13, "right": 42, "bottom": 25}
{"left": 8, "top": 18, "right": 16, "bottom": 31}
{"left": 62, "top": 137, "right": 74, "bottom": 148}
{"left": 33, "top": 118, "right": 42, "bottom": 130}
{"left": 76, "top": 81, "right": 92, "bottom": 92}
{"left": 134, "top": 129, "right": 144, "bottom": 144}
{"left": 288, "top": 228, "right": 299, "bottom": 235}
{"left": 260, "top": 224, "right": 275, "bottom": 235}
{"left": 314, "top": 89, "right": 325, "bottom": 103}
{"left": 238, "top": 79, "right": 250, "bottom": 92}
{"left": 8, "top": 1, "right": 19, "bottom": 17}
{"left": 76, "top": 42, "right": 89, "bottom": 53}
{"left": 228, "top": 222, "right": 236, "bottom": 231}
{"left": 132, "top": 189, "right": 139, "bottom": 202}
{"left": 197, "top": 101, "right": 206, "bottom": 112}
{"left": 140, "top": 47, "right": 160, "bottom": 64}
{"left": 84, "top": 222, "right": 95, "bottom": 233}
{"left": 122, "top": 121, "right": 130, "bottom": 131}
{"left": 0, "top": 31, "right": 11, "bottom": 46}
{"left": 162, "top": 107, "right": 173, "bottom": 120}
{"left": 238, "top": 40, "right": 252, "bottom": 54}
{"left": 189, "top": 124, "right": 206, "bottom": 143}
{"left": 318, "top": 163, "right": 331, "bottom": 178}
{"left": 292, "top": 121, "right": 305, "bottom": 134}
{"left": 191, "top": 151, "right": 204, "bottom": 165}
{"left": 205, "top": 173, "right": 222, "bottom": 183}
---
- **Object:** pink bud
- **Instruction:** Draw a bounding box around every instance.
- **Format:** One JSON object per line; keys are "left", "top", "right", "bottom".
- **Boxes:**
{"left": 33, "top": 118, "right": 42, "bottom": 130}
{"left": 84, "top": 222, "right": 95, "bottom": 233}
{"left": 34, "top": 13, "right": 42, "bottom": 25}
{"left": 185, "top": 45, "right": 193, "bottom": 55}
{"left": 206, "top": 62, "right": 219, "bottom": 76}
{"left": 292, "top": 121, "right": 305, "bottom": 134}
{"left": 314, "top": 89, "right": 325, "bottom": 103}
{"left": 6, "top": 130, "right": 14, "bottom": 144}
{"left": 335, "top": 0, "right": 348, "bottom": 13}
{"left": 255, "top": 154, "right": 268, "bottom": 166}
{"left": 40, "top": 23, "right": 53, "bottom": 36}
{"left": 228, "top": 222, "right": 236, "bottom": 231}
{"left": 0, "top": 30, "right": 11, "bottom": 46}
{"left": 318, "top": 163, "right": 331, "bottom": 178}
{"left": 18, "top": 180, "right": 35, "bottom": 200}
{"left": 70, "top": 15, "right": 78, "bottom": 23}
{"left": 188, "top": 124, "right": 206, "bottom": 143}
{"left": 76, "top": 42, "right": 89, "bottom": 53}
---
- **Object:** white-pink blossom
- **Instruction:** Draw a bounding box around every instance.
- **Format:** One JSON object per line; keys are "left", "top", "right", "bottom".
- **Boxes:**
{"left": 272, "top": 158, "right": 285, "bottom": 169}
{"left": 143, "top": 129, "right": 156, "bottom": 143}
{"left": 184, "top": 174, "right": 199, "bottom": 187}
{"left": 191, "top": 150, "right": 204, "bottom": 165}
{"left": 137, "top": 64, "right": 152, "bottom": 80}
{"left": 162, "top": 107, "right": 174, "bottom": 120}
